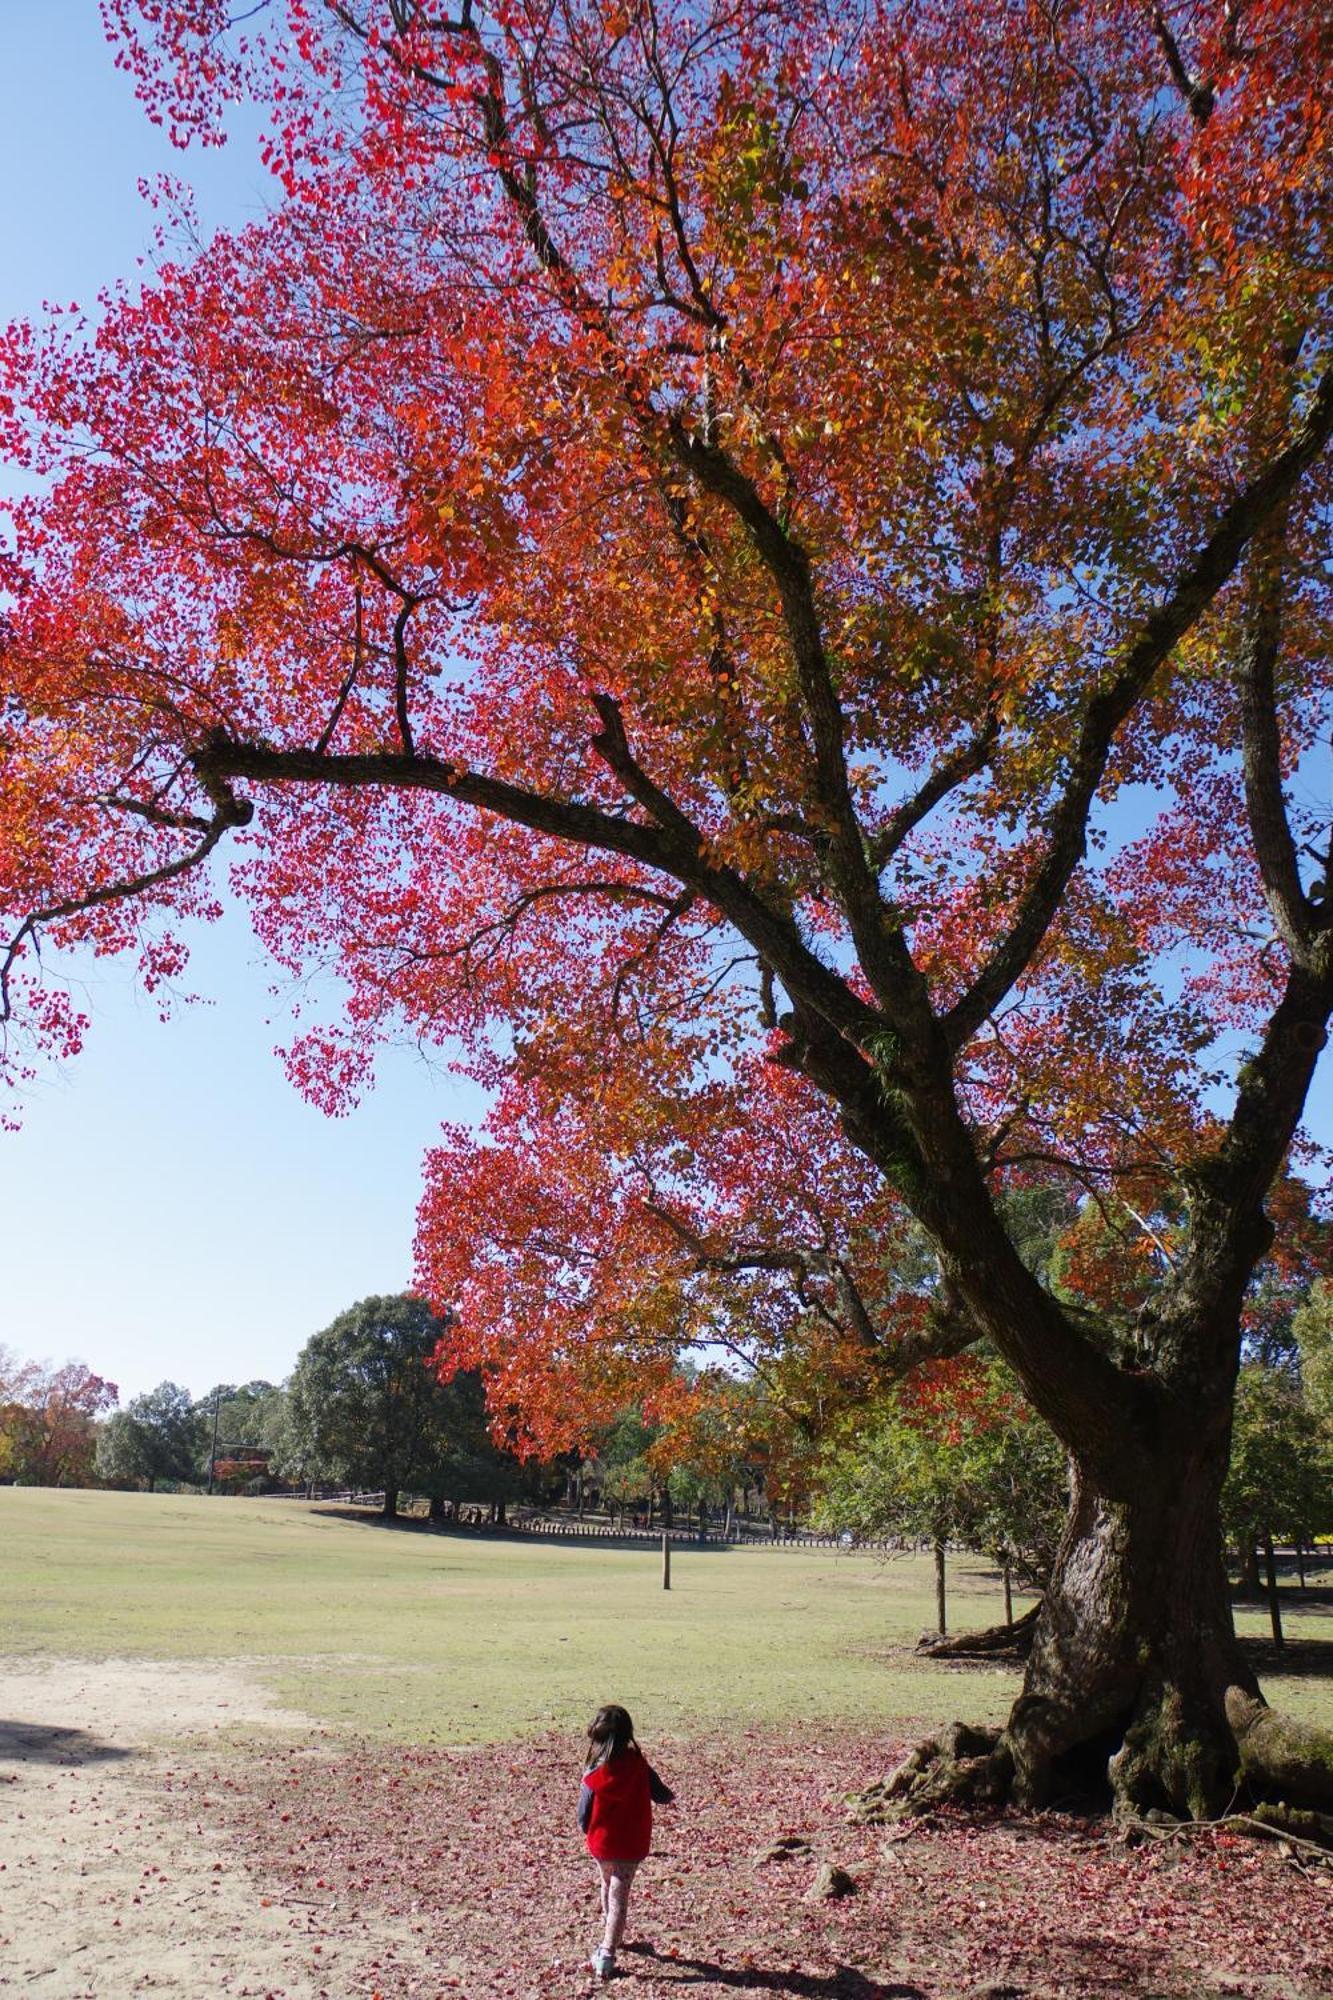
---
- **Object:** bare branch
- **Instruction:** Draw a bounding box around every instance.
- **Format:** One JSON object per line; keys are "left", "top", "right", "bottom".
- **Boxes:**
{"left": 1151, "top": 7, "right": 1216, "bottom": 124}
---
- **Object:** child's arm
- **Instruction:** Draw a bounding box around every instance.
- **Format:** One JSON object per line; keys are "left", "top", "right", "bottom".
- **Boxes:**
{"left": 577, "top": 1780, "right": 594, "bottom": 1832}
{"left": 648, "top": 1766, "right": 675, "bottom": 1805}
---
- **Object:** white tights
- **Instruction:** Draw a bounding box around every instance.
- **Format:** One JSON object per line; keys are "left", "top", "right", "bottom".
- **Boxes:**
{"left": 595, "top": 1859, "right": 638, "bottom": 1953}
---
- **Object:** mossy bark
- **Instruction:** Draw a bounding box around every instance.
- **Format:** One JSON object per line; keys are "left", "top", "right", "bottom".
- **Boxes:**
{"left": 872, "top": 1436, "right": 1325, "bottom": 1824}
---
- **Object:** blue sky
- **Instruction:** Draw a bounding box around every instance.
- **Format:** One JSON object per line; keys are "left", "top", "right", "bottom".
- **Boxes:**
{"left": 0, "top": 3, "right": 478, "bottom": 1402}
{"left": 1, "top": 6, "right": 1328, "bottom": 1407}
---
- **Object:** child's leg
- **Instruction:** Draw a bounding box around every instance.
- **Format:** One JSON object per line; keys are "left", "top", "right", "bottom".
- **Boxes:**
{"left": 594, "top": 1860, "right": 609, "bottom": 1922}
{"left": 600, "top": 1862, "right": 638, "bottom": 1954}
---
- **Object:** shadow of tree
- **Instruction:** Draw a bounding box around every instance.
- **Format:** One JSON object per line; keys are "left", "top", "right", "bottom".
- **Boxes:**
{"left": 1240, "top": 1634, "right": 1333, "bottom": 1679}
{"left": 315, "top": 1507, "right": 742, "bottom": 1552}
{"left": 0, "top": 1720, "right": 135, "bottom": 1768}
{"left": 623, "top": 1945, "right": 926, "bottom": 1996}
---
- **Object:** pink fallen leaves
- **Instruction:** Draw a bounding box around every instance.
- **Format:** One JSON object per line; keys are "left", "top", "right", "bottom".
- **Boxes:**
{"left": 181, "top": 1727, "right": 1333, "bottom": 1998}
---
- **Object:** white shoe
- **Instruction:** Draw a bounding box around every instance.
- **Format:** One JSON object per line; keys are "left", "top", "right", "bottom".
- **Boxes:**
{"left": 590, "top": 1946, "right": 615, "bottom": 1981}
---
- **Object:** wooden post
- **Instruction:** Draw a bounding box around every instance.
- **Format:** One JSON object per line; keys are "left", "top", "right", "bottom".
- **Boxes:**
{"left": 662, "top": 1530, "right": 671, "bottom": 1591}
{"left": 1002, "top": 1559, "right": 1014, "bottom": 1630}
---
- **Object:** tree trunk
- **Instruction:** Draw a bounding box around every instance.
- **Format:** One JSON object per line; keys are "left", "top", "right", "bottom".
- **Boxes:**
{"left": 1011, "top": 1446, "right": 1261, "bottom": 1817}
{"left": 1263, "top": 1533, "right": 1285, "bottom": 1651}
{"left": 933, "top": 1539, "right": 947, "bottom": 1637}
{"left": 429, "top": 1493, "right": 446, "bottom": 1522}
{"left": 1296, "top": 1541, "right": 1307, "bottom": 1592}
{"left": 1003, "top": 1559, "right": 1014, "bottom": 1630}
{"left": 382, "top": 1486, "right": 398, "bottom": 1520}
{"left": 878, "top": 1430, "right": 1273, "bottom": 1823}
{"left": 1241, "top": 1541, "right": 1262, "bottom": 1595}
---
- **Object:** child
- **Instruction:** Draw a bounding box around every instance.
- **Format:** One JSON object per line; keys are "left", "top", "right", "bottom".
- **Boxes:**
{"left": 578, "top": 1703, "right": 674, "bottom": 1983}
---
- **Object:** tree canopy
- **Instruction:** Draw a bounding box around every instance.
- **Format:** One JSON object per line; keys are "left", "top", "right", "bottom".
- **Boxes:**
{"left": 280, "top": 1292, "right": 532, "bottom": 1516}
{"left": 0, "top": 1349, "right": 118, "bottom": 1486}
{"left": 96, "top": 1380, "right": 207, "bottom": 1490}
{"left": 2, "top": 0, "right": 1331, "bottom": 1821}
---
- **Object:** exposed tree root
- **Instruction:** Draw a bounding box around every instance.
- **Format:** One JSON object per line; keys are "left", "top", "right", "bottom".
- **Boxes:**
{"left": 847, "top": 1722, "right": 1011, "bottom": 1823}
{"left": 915, "top": 1603, "right": 1040, "bottom": 1660}
{"left": 1226, "top": 1689, "right": 1333, "bottom": 1812}
{"left": 848, "top": 1688, "right": 1333, "bottom": 1833}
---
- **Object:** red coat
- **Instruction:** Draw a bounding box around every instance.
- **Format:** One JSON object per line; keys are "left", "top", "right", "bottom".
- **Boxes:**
{"left": 580, "top": 1747, "right": 669, "bottom": 1863}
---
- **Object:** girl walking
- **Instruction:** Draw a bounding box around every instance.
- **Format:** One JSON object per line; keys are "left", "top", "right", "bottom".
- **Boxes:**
{"left": 578, "top": 1703, "right": 674, "bottom": 1982}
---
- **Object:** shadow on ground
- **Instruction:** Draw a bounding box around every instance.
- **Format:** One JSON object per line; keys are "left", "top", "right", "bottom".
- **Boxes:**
{"left": 1239, "top": 1633, "right": 1333, "bottom": 1679}
{"left": 314, "top": 1506, "right": 745, "bottom": 1552}
{"left": 0, "top": 1719, "right": 135, "bottom": 1768}
{"left": 624, "top": 1948, "right": 926, "bottom": 1998}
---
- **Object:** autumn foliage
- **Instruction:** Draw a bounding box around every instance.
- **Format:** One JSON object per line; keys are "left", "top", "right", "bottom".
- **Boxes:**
{"left": 2, "top": 0, "right": 1332, "bottom": 1812}
{"left": 0, "top": 1350, "right": 118, "bottom": 1486}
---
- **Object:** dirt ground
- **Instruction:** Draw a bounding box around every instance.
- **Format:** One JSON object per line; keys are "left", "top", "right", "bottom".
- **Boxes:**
{"left": 0, "top": 1657, "right": 437, "bottom": 1998}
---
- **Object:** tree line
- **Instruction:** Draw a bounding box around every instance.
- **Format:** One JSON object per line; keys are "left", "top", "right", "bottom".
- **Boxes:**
{"left": 6, "top": 1275, "right": 1332, "bottom": 1610}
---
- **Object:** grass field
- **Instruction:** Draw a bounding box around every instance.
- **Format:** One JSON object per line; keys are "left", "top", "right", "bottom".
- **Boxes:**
{"left": 4, "top": 1486, "right": 1331, "bottom": 1744}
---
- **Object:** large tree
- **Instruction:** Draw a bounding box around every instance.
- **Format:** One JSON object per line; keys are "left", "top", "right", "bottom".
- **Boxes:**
{"left": 281, "top": 1293, "right": 528, "bottom": 1517}
{"left": 2, "top": 1, "right": 1332, "bottom": 1816}
{"left": 96, "top": 1380, "right": 207, "bottom": 1490}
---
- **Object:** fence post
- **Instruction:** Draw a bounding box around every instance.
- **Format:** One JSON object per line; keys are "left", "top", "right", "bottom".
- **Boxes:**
{"left": 662, "top": 1530, "right": 671, "bottom": 1591}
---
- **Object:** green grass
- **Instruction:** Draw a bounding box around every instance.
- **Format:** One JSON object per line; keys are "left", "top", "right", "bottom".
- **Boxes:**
{"left": 4, "top": 1488, "right": 1330, "bottom": 1744}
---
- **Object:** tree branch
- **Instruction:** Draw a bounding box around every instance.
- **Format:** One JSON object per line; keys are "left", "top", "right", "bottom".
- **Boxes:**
{"left": 945, "top": 364, "right": 1333, "bottom": 1051}
{"left": 0, "top": 778, "right": 253, "bottom": 1027}
{"left": 1239, "top": 515, "right": 1319, "bottom": 955}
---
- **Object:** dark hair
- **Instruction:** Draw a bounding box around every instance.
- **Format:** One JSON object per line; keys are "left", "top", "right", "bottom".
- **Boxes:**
{"left": 585, "top": 1703, "right": 637, "bottom": 1772}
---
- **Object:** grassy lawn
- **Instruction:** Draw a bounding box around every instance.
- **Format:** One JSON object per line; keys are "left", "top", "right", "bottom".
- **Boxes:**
{"left": 4, "top": 1486, "right": 1330, "bottom": 1744}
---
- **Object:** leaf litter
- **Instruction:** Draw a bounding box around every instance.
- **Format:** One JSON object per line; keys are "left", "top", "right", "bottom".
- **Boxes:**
{"left": 179, "top": 1725, "right": 1333, "bottom": 1998}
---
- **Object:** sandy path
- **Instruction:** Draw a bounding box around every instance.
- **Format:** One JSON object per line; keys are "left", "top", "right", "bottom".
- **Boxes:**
{"left": 0, "top": 1658, "right": 441, "bottom": 1999}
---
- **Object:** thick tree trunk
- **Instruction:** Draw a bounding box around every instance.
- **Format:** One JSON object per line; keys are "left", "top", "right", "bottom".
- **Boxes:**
{"left": 1008, "top": 1450, "right": 1255, "bottom": 1818}
{"left": 876, "top": 1426, "right": 1276, "bottom": 1823}
{"left": 381, "top": 1486, "right": 398, "bottom": 1520}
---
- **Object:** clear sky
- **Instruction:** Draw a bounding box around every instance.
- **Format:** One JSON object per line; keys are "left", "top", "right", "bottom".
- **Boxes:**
{"left": 0, "top": 3, "right": 480, "bottom": 1403}
{"left": 1, "top": 6, "right": 1328, "bottom": 1408}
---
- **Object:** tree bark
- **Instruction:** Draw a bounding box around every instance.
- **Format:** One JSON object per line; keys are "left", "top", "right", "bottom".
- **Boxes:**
{"left": 881, "top": 1412, "right": 1285, "bottom": 1823}
{"left": 381, "top": 1486, "right": 398, "bottom": 1520}
{"left": 933, "top": 1539, "right": 947, "bottom": 1637}
{"left": 1008, "top": 1445, "right": 1256, "bottom": 1817}
{"left": 917, "top": 1601, "right": 1039, "bottom": 1659}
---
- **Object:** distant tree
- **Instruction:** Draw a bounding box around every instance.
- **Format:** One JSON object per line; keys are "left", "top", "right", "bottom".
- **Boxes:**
{"left": 0, "top": 1349, "right": 118, "bottom": 1486}
{"left": 280, "top": 1294, "right": 530, "bottom": 1519}
{"left": 193, "top": 1379, "right": 285, "bottom": 1486}
{"left": 814, "top": 1360, "right": 1066, "bottom": 1637}
{"left": 1223, "top": 1363, "right": 1333, "bottom": 1649}
{"left": 1294, "top": 1279, "right": 1333, "bottom": 1428}
{"left": 95, "top": 1381, "right": 205, "bottom": 1491}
